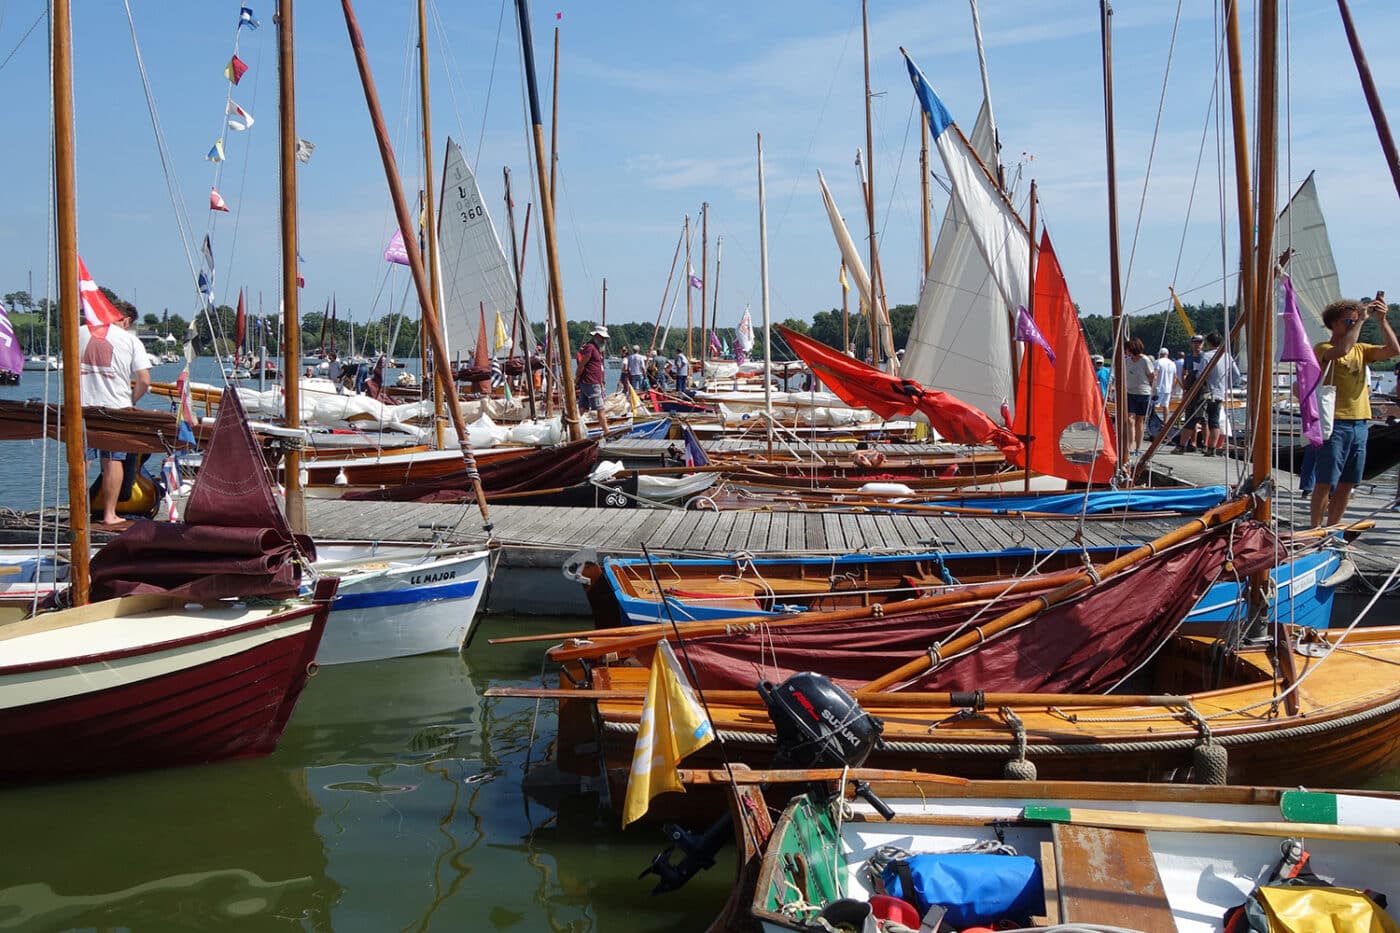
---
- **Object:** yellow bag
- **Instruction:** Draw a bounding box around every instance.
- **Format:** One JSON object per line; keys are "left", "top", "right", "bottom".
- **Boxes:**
{"left": 1256, "top": 887, "right": 1399, "bottom": 933}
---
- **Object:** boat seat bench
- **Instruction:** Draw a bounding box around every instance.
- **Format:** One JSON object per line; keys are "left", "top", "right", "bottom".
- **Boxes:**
{"left": 1052, "top": 823, "right": 1175, "bottom": 933}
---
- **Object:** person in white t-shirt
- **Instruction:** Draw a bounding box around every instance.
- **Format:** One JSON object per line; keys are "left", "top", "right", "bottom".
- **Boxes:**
{"left": 78, "top": 306, "right": 151, "bottom": 524}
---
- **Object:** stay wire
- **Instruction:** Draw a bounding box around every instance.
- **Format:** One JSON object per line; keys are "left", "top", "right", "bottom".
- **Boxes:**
{"left": 0, "top": 4, "right": 43, "bottom": 73}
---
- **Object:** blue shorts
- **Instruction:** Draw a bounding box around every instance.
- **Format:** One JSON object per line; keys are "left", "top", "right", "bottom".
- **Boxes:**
{"left": 1126, "top": 393, "right": 1150, "bottom": 417}
{"left": 86, "top": 449, "right": 130, "bottom": 463}
{"left": 579, "top": 383, "right": 605, "bottom": 412}
{"left": 1316, "top": 419, "right": 1368, "bottom": 487}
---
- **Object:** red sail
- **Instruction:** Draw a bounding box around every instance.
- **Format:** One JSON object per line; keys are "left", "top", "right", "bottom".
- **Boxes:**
{"left": 777, "top": 325, "right": 1023, "bottom": 458}
{"left": 1010, "top": 234, "right": 1117, "bottom": 483}
{"left": 472, "top": 304, "right": 491, "bottom": 395}
{"left": 234, "top": 289, "right": 247, "bottom": 359}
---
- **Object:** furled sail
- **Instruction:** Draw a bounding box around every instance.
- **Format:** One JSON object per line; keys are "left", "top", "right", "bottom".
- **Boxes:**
{"left": 901, "top": 53, "right": 1029, "bottom": 420}
{"left": 438, "top": 137, "right": 519, "bottom": 358}
{"left": 815, "top": 170, "right": 895, "bottom": 363}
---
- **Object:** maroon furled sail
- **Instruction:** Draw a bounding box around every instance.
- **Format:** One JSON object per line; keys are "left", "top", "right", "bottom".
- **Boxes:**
{"left": 638, "top": 522, "right": 1274, "bottom": 694}
{"left": 342, "top": 438, "right": 599, "bottom": 503}
{"left": 89, "top": 388, "right": 312, "bottom": 601}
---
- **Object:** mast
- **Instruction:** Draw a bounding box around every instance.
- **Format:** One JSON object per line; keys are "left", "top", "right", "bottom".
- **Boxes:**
{"left": 1225, "top": 0, "right": 1255, "bottom": 398}
{"left": 757, "top": 133, "right": 773, "bottom": 459}
{"left": 278, "top": 0, "right": 306, "bottom": 535}
{"left": 340, "top": 0, "right": 493, "bottom": 529}
{"left": 516, "top": 0, "right": 583, "bottom": 441}
{"left": 601, "top": 277, "right": 607, "bottom": 328}
{"left": 418, "top": 0, "right": 446, "bottom": 449}
{"left": 1249, "top": 0, "right": 1279, "bottom": 526}
{"left": 1100, "top": 0, "right": 1128, "bottom": 472}
{"left": 1023, "top": 181, "right": 1038, "bottom": 494}
{"left": 841, "top": 261, "right": 850, "bottom": 353}
{"left": 1336, "top": 0, "right": 1400, "bottom": 200}
{"left": 700, "top": 202, "right": 709, "bottom": 369}
{"left": 920, "top": 120, "right": 931, "bottom": 277}
{"left": 684, "top": 214, "right": 693, "bottom": 362}
{"left": 503, "top": 168, "right": 538, "bottom": 420}
{"left": 53, "top": 0, "right": 88, "bottom": 604}
{"left": 860, "top": 0, "right": 883, "bottom": 369}
{"left": 968, "top": 0, "right": 1003, "bottom": 186}
{"left": 710, "top": 235, "right": 723, "bottom": 365}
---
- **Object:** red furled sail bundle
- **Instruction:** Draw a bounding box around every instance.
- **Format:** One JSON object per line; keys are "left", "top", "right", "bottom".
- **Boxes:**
{"left": 1010, "top": 234, "right": 1117, "bottom": 483}
{"left": 777, "top": 325, "right": 1023, "bottom": 458}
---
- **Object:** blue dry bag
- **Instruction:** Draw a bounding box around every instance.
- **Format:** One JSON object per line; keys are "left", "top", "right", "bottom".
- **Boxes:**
{"left": 881, "top": 853, "right": 1043, "bottom": 928}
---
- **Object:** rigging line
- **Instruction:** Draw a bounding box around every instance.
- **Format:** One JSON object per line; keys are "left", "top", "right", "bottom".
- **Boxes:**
{"left": 120, "top": 0, "right": 214, "bottom": 354}
{"left": 1122, "top": 0, "right": 1186, "bottom": 312}
{"left": 474, "top": 0, "right": 509, "bottom": 171}
{"left": 0, "top": 4, "right": 42, "bottom": 73}
{"left": 554, "top": 169, "right": 598, "bottom": 318}
{"left": 428, "top": 0, "right": 478, "bottom": 165}
{"left": 38, "top": 0, "right": 55, "bottom": 611}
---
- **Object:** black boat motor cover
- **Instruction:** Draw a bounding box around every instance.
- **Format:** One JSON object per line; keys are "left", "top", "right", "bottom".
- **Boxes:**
{"left": 759, "top": 672, "right": 885, "bottom": 770}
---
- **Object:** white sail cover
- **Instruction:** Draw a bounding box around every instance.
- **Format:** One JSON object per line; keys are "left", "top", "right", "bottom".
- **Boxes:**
{"left": 1272, "top": 172, "right": 1341, "bottom": 346}
{"left": 902, "top": 54, "right": 1028, "bottom": 419}
{"left": 438, "top": 137, "right": 520, "bottom": 358}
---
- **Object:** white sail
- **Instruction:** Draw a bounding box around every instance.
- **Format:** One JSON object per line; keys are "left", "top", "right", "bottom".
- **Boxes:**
{"left": 902, "top": 85, "right": 1027, "bottom": 420}
{"left": 437, "top": 137, "right": 520, "bottom": 358}
{"left": 1272, "top": 172, "right": 1341, "bottom": 345}
{"left": 816, "top": 170, "right": 896, "bottom": 364}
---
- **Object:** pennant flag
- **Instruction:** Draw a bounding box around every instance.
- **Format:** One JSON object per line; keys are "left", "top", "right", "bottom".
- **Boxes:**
{"left": 1279, "top": 274, "right": 1325, "bottom": 447}
{"left": 687, "top": 263, "right": 703, "bottom": 290}
{"left": 210, "top": 187, "right": 230, "bottom": 212}
{"left": 736, "top": 306, "right": 754, "bottom": 348}
{"left": 621, "top": 639, "right": 714, "bottom": 826}
{"left": 1168, "top": 287, "right": 1196, "bottom": 338}
{"left": 0, "top": 298, "right": 22, "bottom": 377}
{"left": 78, "top": 256, "right": 126, "bottom": 335}
{"left": 163, "top": 455, "right": 183, "bottom": 521}
{"left": 383, "top": 229, "right": 410, "bottom": 266}
{"left": 296, "top": 273, "right": 305, "bottom": 289}
{"left": 628, "top": 384, "right": 643, "bottom": 417}
{"left": 224, "top": 55, "right": 249, "bottom": 86}
{"left": 238, "top": 6, "right": 260, "bottom": 29}
{"left": 294, "top": 138, "right": 315, "bottom": 164}
{"left": 226, "top": 101, "right": 255, "bottom": 132}
{"left": 197, "top": 271, "right": 213, "bottom": 307}
{"left": 201, "top": 235, "right": 215, "bottom": 273}
{"left": 1015, "top": 305, "right": 1056, "bottom": 365}
{"left": 682, "top": 424, "right": 710, "bottom": 467}
{"left": 493, "top": 310, "right": 510, "bottom": 352}
{"left": 709, "top": 329, "right": 722, "bottom": 355}
{"left": 175, "top": 368, "right": 198, "bottom": 441}
{"left": 205, "top": 139, "right": 226, "bottom": 163}
{"left": 839, "top": 263, "right": 849, "bottom": 293}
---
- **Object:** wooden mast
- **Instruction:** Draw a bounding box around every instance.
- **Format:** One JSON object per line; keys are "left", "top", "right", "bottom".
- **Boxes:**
{"left": 53, "top": 0, "right": 88, "bottom": 604}
{"left": 1336, "top": 0, "right": 1400, "bottom": 200}
{"left": 516, "top": 0, "right": 583, "bottom": 441}
{"left": 710, "top": 235, "right": 723, "bottom": 367}
{"left": 601, "top": 277, "right": 607, "bottom": 328}
{"left": 1099, "top": 0, "right": 1128, "bottom": 472}
{"left": 277, "top": 0, "right": 306, "bottom": 535}
{"left": 502, "top": 168, "right": 538, "bottom": 420}
{"left": 1249, "top": 0, "right": 1280, "bottom": 526}
{"left": 1224, "top": 0, "right": 1256, "bottom": 418}
{"left": 340, "top": 0, "right": 492, "bottom": 529}
{"left": 841, "top": 261, "right": 850, "bottom": 354}
{"left": 417, "top": 0, "right": 447, "bottom": 449}
{"left": 700, "top": 202, "right": 709, "bottom": 371}
{"left": 860, "top": 0, "right": 883, "bottom": 369}
{"left": 1022, "top": 180, "right": 1038, "bottom": 494}
{"left": 757, "top": 133, "right": 774, "bottom": 459}
{"left": 684, "top": 214, "right": 693, "bottom": 363}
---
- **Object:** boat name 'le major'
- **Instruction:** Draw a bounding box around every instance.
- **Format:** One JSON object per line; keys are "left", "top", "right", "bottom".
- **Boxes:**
{"left": 410, "top": 569, "right": 458, "bottom": 586}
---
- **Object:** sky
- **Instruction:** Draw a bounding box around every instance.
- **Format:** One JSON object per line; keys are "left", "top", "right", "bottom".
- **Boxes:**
{"left": 0, "top": 0, "right": 1397, "bottom": 351}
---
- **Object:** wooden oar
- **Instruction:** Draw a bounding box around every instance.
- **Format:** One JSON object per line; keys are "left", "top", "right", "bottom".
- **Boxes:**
{"left": 1280, "top": 791, "right": 1400, "bottom": 829}
{"left": 860, "top": 495, "right": 1253, "bottom": 693}
{"left": 1022, "top": 805, "right": 1400, "bottom": 843}
{"left": 676, "top": 767, "right": 968, "bottom": 786}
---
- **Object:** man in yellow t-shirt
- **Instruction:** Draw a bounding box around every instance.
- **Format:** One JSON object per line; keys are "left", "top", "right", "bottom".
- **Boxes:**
{"left": 1310, "top": 295, "right": 1399, "bottom": 527}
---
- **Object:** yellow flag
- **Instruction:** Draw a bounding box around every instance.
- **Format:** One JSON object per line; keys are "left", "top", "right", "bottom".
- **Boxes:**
{"left": 621, "top": 640, "right": 714, "bottom": 826}
{"left": 839, "top": 263, "right": 849, "bottom": 293}
{"left": 628, "top": 384, "right": 643, "bottom": 417}
{"left": 493, "top": 311, "right": 510, "bottom": 352}
{"left": 1169, "top": 287, "right": 1196, "bottom": 338}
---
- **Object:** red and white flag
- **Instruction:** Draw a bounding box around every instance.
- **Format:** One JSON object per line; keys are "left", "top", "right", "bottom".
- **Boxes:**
{"left": 78, "top": 256, "right": 125, "bottom": 336}
{"left": 210, "top": 187, "right": 230, "bottom": 212}
{"left": 226, "top": 100, "right": 255, "bottom": 131}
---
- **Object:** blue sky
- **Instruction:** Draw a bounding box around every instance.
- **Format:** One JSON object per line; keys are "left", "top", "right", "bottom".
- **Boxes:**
{"left": 1, "top": 0, "right": 1396, "bottom": 347}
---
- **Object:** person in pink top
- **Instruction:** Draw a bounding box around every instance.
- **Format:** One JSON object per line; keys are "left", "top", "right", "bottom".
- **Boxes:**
{"left": 574, "top": 325, "right": 610, "bottom": 435}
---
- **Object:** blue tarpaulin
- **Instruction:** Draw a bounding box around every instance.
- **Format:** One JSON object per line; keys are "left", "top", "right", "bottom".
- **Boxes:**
{"left": 925, "top": 485, "right": 1230, "bottom": 515}
{"left": 626, "top": 418, "right": 671, "bottom": 439}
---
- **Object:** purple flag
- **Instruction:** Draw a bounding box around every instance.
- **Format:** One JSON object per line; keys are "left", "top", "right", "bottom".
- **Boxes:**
{"left": 687, "top": 263, "right": 703, "bottom": 290}
{"left": 384, "top": 229, "right": 410, "bottom": 266}
{"left": 709, "top": 330, "right": 722, "bottom": 355}
{"left": 1279, "top": 275, "right": 1324, "bottom": 447}
{"left": 0, "top": 299, "right": 23, "bottom": 377}
{"left": 1014, "top": 305, "right": 1055, "bottom": 365}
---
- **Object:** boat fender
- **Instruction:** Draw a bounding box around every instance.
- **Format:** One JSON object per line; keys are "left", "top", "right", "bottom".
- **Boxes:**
{"left": 1192, "top": 742, "right": 1229, "bottom": 785}
{"left": 1003, "top": 758, "right": 1037, "bottom": 781}
{"left": 561, "top": 548, "right": 598, "bottom": 585}
{"left": 858, "top": 482, "right": 916, "bottom": 497}
{"left": 1320, "top": 556, "right": 1357, "bottom": 589}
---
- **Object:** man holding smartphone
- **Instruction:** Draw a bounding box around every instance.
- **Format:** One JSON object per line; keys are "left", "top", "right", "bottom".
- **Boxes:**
{"left": 1310, "top": 292, "right": 1399, "bottom": 527}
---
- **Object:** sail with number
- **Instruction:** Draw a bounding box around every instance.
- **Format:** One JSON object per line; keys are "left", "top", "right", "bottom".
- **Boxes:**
{"left": 437, "top": 136, "right": 519, "bottom": 358}
{"left": 1271, "top": 171, "right": 1341, "bottom": 346}
{"left": 901, "top": 53, "right": 1029, "bottom": 421}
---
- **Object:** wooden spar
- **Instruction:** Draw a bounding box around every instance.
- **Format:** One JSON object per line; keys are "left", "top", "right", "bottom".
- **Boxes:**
{"left": 339, "top": 0, "right": 492, "bottom": 530}
{"left": 417, "top": 0, "right": 447, "bottom": 451}
{"left": 860, "top": 0, "right": 885, "bottom": 371}
{"left": 1099, "top": 0, "right": 1128, "bottom": 472}
{"left": 540, "top": 24, "right": 560, "bottom": 391}
{"left": 920, "top": 120, "right": 932, "bottom": 276}
{"left": 502, "top": 168, "right": 539, "bottom": 420}
{"left": 700, "top": 202, "right": 709, "bottom": 369}
{"left": 1133, "top": 314, "right": 1248, "bottom": 480}
{"left": 710, "top": 235, "right": 723, "bottom": 365}
{"left": 1250, "top": 0, "right": 1279, "bottom": 528}
{"left": 515, "top": 0, "right": 583, "bottom": 442}
{"left": 484, "top": 685, "right": 1195, "bottom": 711}
{"left": 277, "top": 0, "right": 306, "bottom": 536}
{"left": 600, "top": 277, "right": 607, "bottom": 328}
{"left": 650, "top": 228, "right": 683, "bottom": 355}
{"left": 1336, "top": 0, "right": 1400, "bottom": 201}
{"left": 757, "top": 133, "right": 774, "bottom": 459}
{"left": 684, "top": 214, "right": 693, "bottom": 362}
{"left": 841, "top": 261, "right": 850, "bottom": 354}
{"left": 53, "top": 0, "right": 88, "bottom": 604}
{"left": 1023, "top": 181, "right": 1038, "bottom": 494}
{"left": 860, "top": 495, "right": 1254, "bottom": 693}
{"left": 1224, "top": 0, "right": 1255, "bottom": 401}
{"left": 1023, "top": 806, "right": 1400, "bottom": 844}
{"left": 679, "top": 768, "right": 968, "bottom": 787}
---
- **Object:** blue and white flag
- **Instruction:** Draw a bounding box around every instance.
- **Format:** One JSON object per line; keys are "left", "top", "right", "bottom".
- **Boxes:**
{"left": 238, "top": 6, "right": 260, "bottom": 29}
{"left": 197, "top": 271, "right": 213, "bottom": 308}
{"left": 682, "top": 424, "right": 709, "bottom": 468}
{"left": 201, "top": 234, "right": 215, "bottom": 273}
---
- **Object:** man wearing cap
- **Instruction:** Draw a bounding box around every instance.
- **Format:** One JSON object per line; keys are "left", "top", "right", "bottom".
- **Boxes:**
{"left": 1175, "top": 334, "right": 1208, "bottom": 453}
{"left": 575, "top": 325, "right": 610, "bottom": 435}
{"left": 626, "top": 344, "right": 648, "bottom": 392}
{"left": 78, "top": 303, "right": 151, "bottom": 524}
{"left": 673, "top": 346, "right": 691, "bottom": 394}
{"left": 1149, "top": 347, "right": 1178, "bottom": 440}
{"left": 1092, "top": 354, "right": 1109, "bottom": 398}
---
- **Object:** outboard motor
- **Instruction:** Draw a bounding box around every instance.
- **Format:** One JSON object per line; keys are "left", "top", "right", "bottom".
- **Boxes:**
{"left": 640, "top": 672, "right": 894, "bottom": 894}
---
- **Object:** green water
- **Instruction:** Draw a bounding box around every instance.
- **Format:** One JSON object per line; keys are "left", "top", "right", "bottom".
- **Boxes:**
{"left": 0, "top": 616, "right": 731, "bottom": 932}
